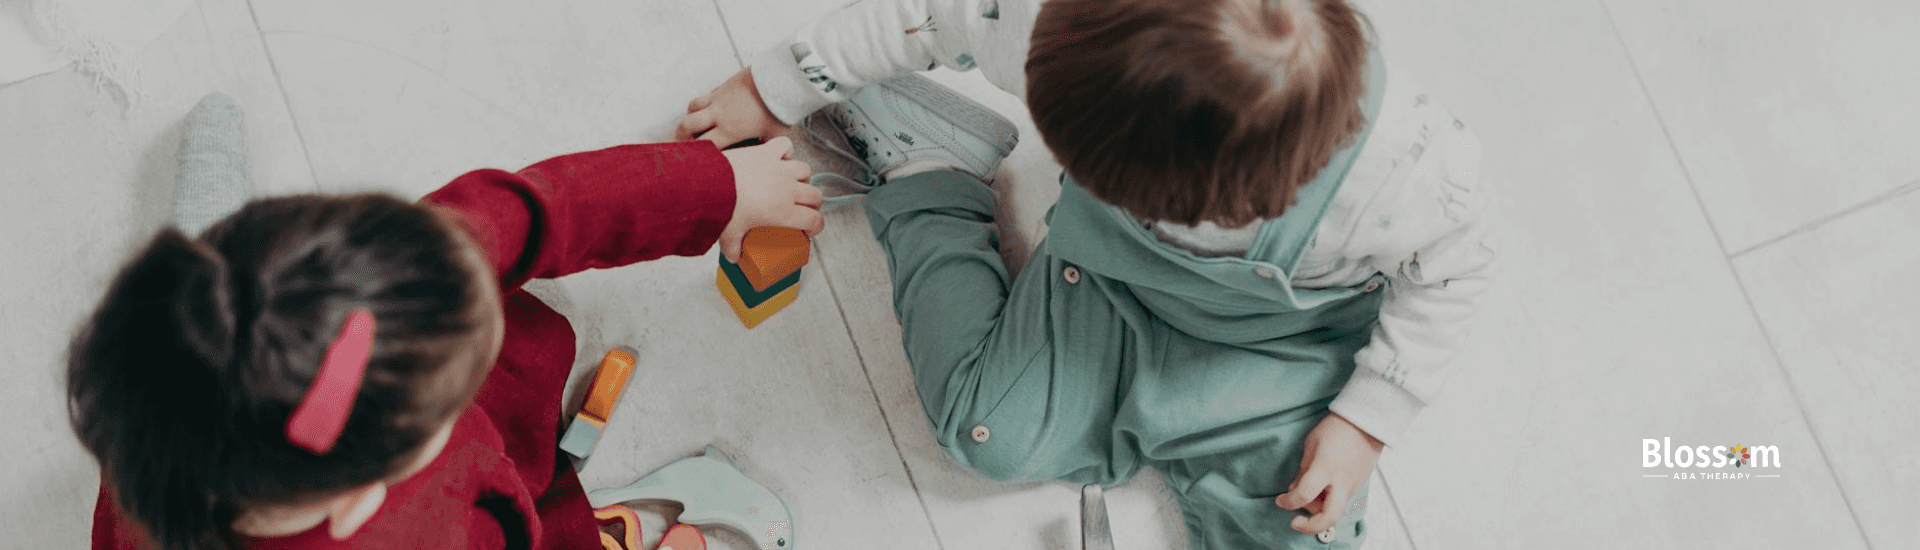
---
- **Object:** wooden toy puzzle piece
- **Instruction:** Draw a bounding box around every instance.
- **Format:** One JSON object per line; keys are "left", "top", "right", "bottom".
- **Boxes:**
{"left": 593, "top": 504, "right": 706, "bottom": 550}
{"left": 719, "top": 256, "right": 801, "bottom": 308}
{"left": 561, "top": 347, "right": 637, "bottom": 461}
{"left": 589, "top": 446, "right": 795, "bottom": 550}
{"left": 716, "top": 268, "right": 801, "bottom": 329}
{"left": 658, "top": 524, "right": 706, "bottom": 550}
{"left": 594, "top": 504, "right": 643, "bottom": 550}
{"left": 737, "top": 227, "right": 810, "bottom": 291}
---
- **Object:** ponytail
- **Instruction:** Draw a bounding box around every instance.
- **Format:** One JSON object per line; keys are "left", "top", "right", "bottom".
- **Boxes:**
{"left": 69, "top": 194, "right": 500, "bottom": 550}
{"left": 69, "top": 229, "right": 247, "bottom": 550}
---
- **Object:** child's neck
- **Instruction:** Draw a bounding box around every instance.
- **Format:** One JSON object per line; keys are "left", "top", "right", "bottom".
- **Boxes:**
{"left": 231, "top": 502, "right": 331, "bottom": 537}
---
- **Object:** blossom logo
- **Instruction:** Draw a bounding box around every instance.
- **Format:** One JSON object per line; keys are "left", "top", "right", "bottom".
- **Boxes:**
{"left": 1641, "top": 437, "right": 1782, "bottom": 480}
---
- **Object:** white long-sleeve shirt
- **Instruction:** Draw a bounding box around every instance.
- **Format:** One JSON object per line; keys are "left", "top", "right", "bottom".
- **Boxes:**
{"left": 750, "top": 0, "right": 1494, "bottom": 446}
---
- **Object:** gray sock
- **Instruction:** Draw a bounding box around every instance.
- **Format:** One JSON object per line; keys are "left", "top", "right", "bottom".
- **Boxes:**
{"left": 172, "top": 93, "right": 252, "bottom": 236}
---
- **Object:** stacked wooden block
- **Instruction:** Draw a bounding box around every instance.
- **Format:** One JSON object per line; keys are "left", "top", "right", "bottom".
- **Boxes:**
{"left": 559, "top": 347, "right": 637, "bottom": 461}
{"left": 716, "top": 227, "right": 810, "bottom": 329}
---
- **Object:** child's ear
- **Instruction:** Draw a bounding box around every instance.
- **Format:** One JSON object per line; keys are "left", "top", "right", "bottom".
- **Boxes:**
{"left": 325, "top": 483, "right": 387, "bottom": 540}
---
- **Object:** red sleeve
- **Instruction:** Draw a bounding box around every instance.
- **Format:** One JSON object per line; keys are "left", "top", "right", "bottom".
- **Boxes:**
{"left": 422, "top": 141, "right": 736, "bottom": 289}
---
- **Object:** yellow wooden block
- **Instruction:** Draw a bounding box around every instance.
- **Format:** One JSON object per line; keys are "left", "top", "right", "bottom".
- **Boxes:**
{"left": 717, "top": 267, "right": 801, "bottom": 329}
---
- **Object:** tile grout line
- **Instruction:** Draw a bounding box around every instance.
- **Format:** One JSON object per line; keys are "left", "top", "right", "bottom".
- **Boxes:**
{"left": 1597, "top": 2, "right": 1874, "bottom": 547}
{"left": 809, "top": 240, "right": 951, "bottom": 550}
{"left": 241, "top": 0, "right": 322, "bottom": 193}
{"left": 1375, "top": 468, "right": 1420, "bottom": 550}
{"left": 1730, "top": 178, "right": 1920, "bottom": 259}
{"left": 707, "top": 0, "right": 746, "bottom": 67}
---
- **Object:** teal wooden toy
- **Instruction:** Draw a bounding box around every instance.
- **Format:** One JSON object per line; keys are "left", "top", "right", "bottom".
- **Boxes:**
{"left": 588, "top": 446, "right": 795, "bottom": 550}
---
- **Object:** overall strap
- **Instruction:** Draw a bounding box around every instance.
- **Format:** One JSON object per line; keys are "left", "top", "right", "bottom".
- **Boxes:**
{"left": 1256, "top": 49, "right": 1390, "bottom": 271}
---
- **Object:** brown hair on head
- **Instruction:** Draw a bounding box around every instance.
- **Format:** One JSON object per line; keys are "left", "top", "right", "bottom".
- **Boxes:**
{"left": 1027, "top": 0, "right": 1371, "bottom": 226}
{"left": 67, "top": 194, "right": 500, "bottom": 550}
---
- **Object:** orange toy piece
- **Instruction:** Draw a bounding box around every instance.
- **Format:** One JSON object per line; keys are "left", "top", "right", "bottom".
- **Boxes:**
{"left": 560, "top": 348, "right": 637, "bottom": 461}
{"left": 657, "top": 524, "right": 706, "bottom": 550}
{"left": 736, "top": 227, "right": 810, "bottom": 290}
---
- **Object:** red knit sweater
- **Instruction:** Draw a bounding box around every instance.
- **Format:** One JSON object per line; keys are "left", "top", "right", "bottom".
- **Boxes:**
{"left": 90, "top": 141, "right": 738, "bottom": 549}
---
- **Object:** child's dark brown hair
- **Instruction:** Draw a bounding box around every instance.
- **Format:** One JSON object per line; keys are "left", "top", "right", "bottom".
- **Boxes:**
{"left": 1027, "top": 0, "right": 1371, "bottom": 226}
{"left": 67, "top": 194, "right": 498, "bottom": 550}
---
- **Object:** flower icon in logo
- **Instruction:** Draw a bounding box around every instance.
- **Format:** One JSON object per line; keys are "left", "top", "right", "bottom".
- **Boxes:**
{"left": 1728, "top": 445, "right": 1751, "bottom": 467}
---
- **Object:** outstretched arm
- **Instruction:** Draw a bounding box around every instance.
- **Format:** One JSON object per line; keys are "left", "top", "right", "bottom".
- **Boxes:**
{"left": 424, "top": 138, "right": 820, "bottom": 290}
{"left": 676, "top": 0, "right": 1016, "bottom": 146}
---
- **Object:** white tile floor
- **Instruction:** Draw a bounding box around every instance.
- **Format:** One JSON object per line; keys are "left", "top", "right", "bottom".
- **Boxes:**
{"left": 2, "top": 0, "right": 1916, "bottom": 548}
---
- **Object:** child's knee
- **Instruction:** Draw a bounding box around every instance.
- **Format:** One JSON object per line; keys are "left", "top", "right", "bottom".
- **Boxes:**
{"left": 936, "top": 421, "right": 1026, "bottom": 481}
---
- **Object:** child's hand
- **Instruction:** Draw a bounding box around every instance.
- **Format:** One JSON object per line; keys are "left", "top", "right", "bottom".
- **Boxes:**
{"left": 677, "top": 67, "right": 789, "bottom": 148}
{"left": 1275, "top": 413, "right": 1383, "bottom": 535}
{"left": 719, "top": 137, "right": 824, "bottom": 262}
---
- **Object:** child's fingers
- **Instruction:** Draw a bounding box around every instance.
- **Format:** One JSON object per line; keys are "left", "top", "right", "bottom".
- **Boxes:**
{"left": 1293, "top": 483, "right": 1352, "bottom": 535}
{"left": 794, "top": 183, "right": 824, "bottom": 209}
{"left": 1293, "top": 505, "right": 1341, "bottom": 535}
{"left": 1289, "top": 512, "right": 1323, "bottom": 536}
{"left": 782, "top": 159, "right": 812, "bottom": 182}
{"left": 677, "top": 111, "right": 717, "bottom": 142}
{"left": 1276, "top": 470, "right": 1327, "bottom": 511}
{"left": 688, "top": 94, "right": 711, "bottom": 114}
{"left": 718, "top": 231, "right": 743, "bottom": 263}
{"left": 763, "top": 136, "right": 794, "bottom": 160}
{"left": 783, "top": 207, "right": 826, "bottom": 238}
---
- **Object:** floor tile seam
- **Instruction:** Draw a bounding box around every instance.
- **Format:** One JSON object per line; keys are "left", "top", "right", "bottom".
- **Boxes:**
{"left": 1598, "top": 2, "right": 1873, "bottom": 546}
{"left": 1375, "top": 468, "right": 1420, "bottom": 550}
{"left": 255, "top": 28, "right": 562, "bottom": 142}
{"left": 706, "top": 0, "right": 746, "bottom": 67}
{"left": 242, "top": 0, "right": 322, "bottom": 193}
{"left": 1729, "top": 178, "right": 1920, "bottom": 260}
{"left": 812, "top": 246, "right": 950, "bottom": 550}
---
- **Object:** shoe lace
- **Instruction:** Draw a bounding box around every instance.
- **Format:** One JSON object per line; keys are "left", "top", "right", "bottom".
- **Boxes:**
{"left": 800, "top": 108, "right": 878, "bottom": 202}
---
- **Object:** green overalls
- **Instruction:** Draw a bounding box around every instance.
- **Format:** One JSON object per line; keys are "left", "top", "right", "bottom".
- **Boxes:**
{"left": 862, "top": 54, "right": 1389, "bottom": 549}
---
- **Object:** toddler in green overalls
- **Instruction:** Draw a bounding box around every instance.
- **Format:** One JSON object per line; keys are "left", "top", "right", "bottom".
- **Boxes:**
{"left": 677, "top": 0, "right": 1494, "bottom": 547}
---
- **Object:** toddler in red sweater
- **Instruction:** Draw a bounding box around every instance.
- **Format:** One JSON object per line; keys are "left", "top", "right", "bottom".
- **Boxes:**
{"left": 68, "top": 94, "right": 823, "bottom": 550}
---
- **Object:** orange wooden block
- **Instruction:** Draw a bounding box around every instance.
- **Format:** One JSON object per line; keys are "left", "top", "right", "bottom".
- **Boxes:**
{"left": 737, "top": 227, "right": 810, "bottom": 291}
{"left": 581, "top": 348, "right": 636, "bottom": 422}
{"left": 658, "top": 524, "right": 706, "bottom": 550}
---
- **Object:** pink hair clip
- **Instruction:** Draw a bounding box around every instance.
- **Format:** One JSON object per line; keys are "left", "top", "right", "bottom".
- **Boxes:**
{"left": 286, "top": 308, "right": 375, "bottom": 454}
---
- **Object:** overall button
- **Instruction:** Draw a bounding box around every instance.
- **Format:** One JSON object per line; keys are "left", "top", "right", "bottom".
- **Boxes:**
{"left": 1254, "top": 267, "right": 1275, "bottom": 279}
{"left": 1063, "top": 266, "right": 1082, "bottom": 284}
{"left": 1363, "top": 280, "right": 1381, "bottom": 293}
{"left": 1317, "top": 528, "right": 1336, "bottom": 543}
{"left": 970, "top": 425, "right": 991, "bottom": 443}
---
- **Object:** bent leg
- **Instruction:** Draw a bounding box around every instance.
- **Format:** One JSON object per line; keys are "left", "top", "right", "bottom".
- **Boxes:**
{"left": 173, "top": 93, "right": 252, "bottom": 236}
{"left": 864, "top": 171, "right": 1131, "bottom": 484}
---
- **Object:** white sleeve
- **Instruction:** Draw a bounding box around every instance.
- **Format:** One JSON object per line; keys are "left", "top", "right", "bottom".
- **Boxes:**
{"left": 1328, "top": 113, "right": 1496, "bottom": 448}
{"left": 747, "top": 0, "right": 1009, "bottom": 125}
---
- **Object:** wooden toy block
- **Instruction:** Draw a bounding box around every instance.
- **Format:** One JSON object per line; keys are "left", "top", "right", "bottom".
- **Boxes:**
{"left": 588, "top": 446, "right": 794, "bottom": 550}
{"left": 719, "top": 256, "right": 801, "bottom": 309}
{"left": 717, "top": 268, "right": 801, "bottom": 329}
{"left": 717, "top": 227, "right": 810, "bottom": 328}
{"left": 561, "top": 347, "right": 637, "bottom": 461}
{"left": 659, "top": 524, "right": 706, "bottom": 550}
{"left": 737, "top": 227, "right": 810, "bottom": 291}
{"left": 593, "top": 504, "right": 643, "bottom": 550}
